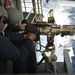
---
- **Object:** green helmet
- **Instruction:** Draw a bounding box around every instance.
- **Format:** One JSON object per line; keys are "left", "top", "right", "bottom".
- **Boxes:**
{"left": 6, "top": 8, "right": 21, "bottom": 25}
{"left": 0, "top": 6, "right": 8, "bottom": 22}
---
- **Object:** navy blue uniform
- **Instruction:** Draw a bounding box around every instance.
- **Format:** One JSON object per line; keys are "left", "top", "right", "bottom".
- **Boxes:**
{"left": 5, "top": 26, "right": 36, "bottom": 74}
{"left": 0, "top": 33, "right": 28, "bottom": 73}
{"left": 25, "top": 38, "right": 36, "bottom": 73}
{"left": 5, "top": 26, "right": 28, "bottom": 73}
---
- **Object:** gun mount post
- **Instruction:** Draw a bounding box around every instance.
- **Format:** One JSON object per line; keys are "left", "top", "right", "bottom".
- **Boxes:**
{"left": 30, "top": 23, "right": 75, "bottom": 74}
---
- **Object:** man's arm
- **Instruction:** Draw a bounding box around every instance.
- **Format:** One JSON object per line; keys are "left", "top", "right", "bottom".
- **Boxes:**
{"left": 5, "top": 30, "right": 24, "bottom": 41}
{"left": 0, "top": 36, "right": 27, "bottom": 62}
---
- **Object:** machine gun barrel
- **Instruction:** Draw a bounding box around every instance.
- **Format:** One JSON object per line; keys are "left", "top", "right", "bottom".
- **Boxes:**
{"left": 27, "top": 23, "right": 75, "bottom": 36}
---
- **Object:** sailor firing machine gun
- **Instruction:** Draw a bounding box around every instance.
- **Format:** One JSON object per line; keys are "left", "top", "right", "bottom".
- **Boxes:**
{"left": 1, "top": 7, "right": 74, "bottom": 63}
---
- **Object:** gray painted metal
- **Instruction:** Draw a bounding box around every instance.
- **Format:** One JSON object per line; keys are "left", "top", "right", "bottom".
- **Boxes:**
{"left": 64, "top": 49, "right": 74, "bottom": 75}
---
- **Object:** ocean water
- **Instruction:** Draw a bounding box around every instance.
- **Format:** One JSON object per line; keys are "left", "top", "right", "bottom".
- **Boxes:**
{"left": 36, "top": 0, "right": 75, "bottom": 62}
{"left": 42, "top": 0, "right": 75, "bottom": 25}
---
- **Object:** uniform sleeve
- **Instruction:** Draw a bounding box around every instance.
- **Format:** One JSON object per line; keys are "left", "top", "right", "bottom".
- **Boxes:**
{"left": 0, "top": 36, "right": 27, "bottom": 62}
{"left": 5, "top": 30, "right": 24, "bottom": 41}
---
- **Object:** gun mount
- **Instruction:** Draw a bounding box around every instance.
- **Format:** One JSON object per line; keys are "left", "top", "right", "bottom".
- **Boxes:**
{"left": 27, "top": 23, "right": 75, "bottom": 63}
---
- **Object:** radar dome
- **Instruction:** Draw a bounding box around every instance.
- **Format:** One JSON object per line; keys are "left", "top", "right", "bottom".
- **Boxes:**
{"left": 6, "top": 8, "right": 21, "bottom": 24}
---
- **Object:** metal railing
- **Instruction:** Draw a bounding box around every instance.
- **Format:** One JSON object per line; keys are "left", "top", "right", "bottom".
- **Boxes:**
{"left": 25, "top": 7, "right": 34, "bottom": 19}
{"left": 21, "top": 0, "right": 43, "bottom": 22}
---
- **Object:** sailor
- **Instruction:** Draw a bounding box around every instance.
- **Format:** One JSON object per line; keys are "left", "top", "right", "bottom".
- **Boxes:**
{"left": 5, "top": 20, "right": 37, "bottom": 74}
{"left": 5, "top": 8, "right": 38, "bottom": 74}
{"left": 0, "top": 6, "right": 28, "bottom": 74}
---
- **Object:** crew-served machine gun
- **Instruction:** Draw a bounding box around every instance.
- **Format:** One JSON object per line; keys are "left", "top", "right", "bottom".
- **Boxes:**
{"left": 26, "top": 23, "right": 75, "bottom": 63}
{"left": 26, "top": 23, "right": 75, "bottom": 75}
